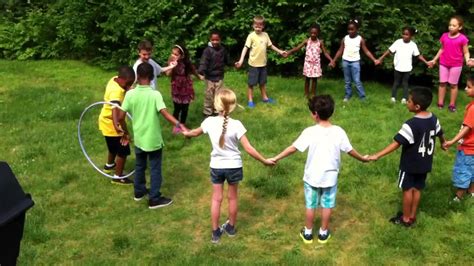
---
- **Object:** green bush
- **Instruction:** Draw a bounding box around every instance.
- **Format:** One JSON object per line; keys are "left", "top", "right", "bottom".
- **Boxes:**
{"left": 0, "top": 0, "right": 472, "bottom": 80}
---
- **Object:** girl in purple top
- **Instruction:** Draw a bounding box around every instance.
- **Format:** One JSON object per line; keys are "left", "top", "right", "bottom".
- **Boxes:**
{"left": 166, "top": 44, "right": 200, "bottom": 132}
{"left": 429, "top": 16, "right": 470, "bottom": 112}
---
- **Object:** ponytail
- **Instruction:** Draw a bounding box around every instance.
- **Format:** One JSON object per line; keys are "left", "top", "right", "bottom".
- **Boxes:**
{"left": 219, "top": 111, "right": 229, "bottom": 148}
{"left": 214, "top": 88, "right": 237, "bottom": 149}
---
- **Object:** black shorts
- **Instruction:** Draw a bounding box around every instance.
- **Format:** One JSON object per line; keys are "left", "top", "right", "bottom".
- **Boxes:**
{"left": 398, "top": 171, "right": 427, "bottom": 190}
{"left": 210, "top": 168, "right": 243, "bottom": 185}
{"left": 105, "top": 136, "right": 130, "bottom": 157}
{"left": 248, "top": 66, "right": 267, "bottom": 86}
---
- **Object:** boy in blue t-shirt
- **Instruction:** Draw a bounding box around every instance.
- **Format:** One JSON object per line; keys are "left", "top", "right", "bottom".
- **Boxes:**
{"left": 369, "top": 87, "right": 446, "bottom": 226}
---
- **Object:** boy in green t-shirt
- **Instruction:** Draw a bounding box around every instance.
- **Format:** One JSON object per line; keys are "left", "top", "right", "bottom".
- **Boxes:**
{"left": 119, "top": 62, "right": 187, "bottom": 209}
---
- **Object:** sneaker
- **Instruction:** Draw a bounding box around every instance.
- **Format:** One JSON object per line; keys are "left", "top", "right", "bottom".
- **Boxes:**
{"left": 299, "top": 228, "right": 313, "bottom": 244}
{"left": 389, "top": 212, "right": 413, "bottom": 227}
{"left": 211, "top": 228, "right": 223, "bottom": 244}
{"left": 247, "top": 101, "right": 255, "bottom": 108}
{"left": 111, "top": 177, "right": 133, "bottom": 185}
{"left": 437, "top": 103, "right": 444, "bottom": 109}
{"left": 262, "top": 97, "right": 275, "bottom": 104}
{"left": 149, "top": 196, "right": 173, "bottom": 209}
{"left": 343, "top": 97, "right": 349, "bottom": 103}
{"left": 317, "top": 231, "right": 331, "bottom": 244}
{"left": 103, "top": 163, "right": 116, "bottom": 174}
{"left": 451, "top": 196, "right": 461, "bottom": 203}
{"left": 448, "top": 105, "right": 456, "bottom": 112}
{"left": 222, "top": 220, "right": 236, "bottom": 237}
{"left": 134, "top": 189, "right": 149, "bottom": 201}
{"left": 401, "top": 98, "right": 407, "bottom": 104}
{"left": 390, "top": 97, "right": 396, "bottom": 103}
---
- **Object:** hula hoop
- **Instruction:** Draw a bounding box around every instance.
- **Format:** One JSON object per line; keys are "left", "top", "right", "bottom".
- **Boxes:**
{"left": 77, "top": 101, "right": 135, "bottom": 179}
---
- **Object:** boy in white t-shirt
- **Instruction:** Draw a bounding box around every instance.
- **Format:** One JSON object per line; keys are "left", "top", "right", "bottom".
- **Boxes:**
{"left": 270, "top": 95, "right": 369, "bottom": 244}
{"left": 133, "top": 40, "right": 176, "bottom": 90}
{"left": 378, "top": 27, "right": 430, "bottom": 104}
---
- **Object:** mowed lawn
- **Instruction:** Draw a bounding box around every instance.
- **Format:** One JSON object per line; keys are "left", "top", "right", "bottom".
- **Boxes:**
{"left": 0, "top": 60, "right": 472, "bottom": 265}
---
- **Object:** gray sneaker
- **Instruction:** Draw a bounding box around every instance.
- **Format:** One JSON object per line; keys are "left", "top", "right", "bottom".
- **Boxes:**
{"left": 222, "top": 220, "right": 236, "bottom": 237}
{"left": 211, "top": 228, "right": 223, "bottom": 244}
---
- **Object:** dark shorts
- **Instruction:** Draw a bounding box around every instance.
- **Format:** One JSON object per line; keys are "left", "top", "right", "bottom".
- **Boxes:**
{"left": 210, "top": 168, "right": 243, "bottom": 184}
{"left": 105, "top": 136, "right": 130, "bottom": 157}
{"left": 398, "top": 171, "right": 427, "bottom": 190}
{"left": 248, "top": 66, "right": 267, "bottom": 86}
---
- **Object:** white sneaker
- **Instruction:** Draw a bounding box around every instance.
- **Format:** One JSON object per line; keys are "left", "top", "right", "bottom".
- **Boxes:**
{"left": 343, "top": 98, "right": 349, "bottom": 103}
{"left": 452, "top": 196, "right": 461, "bottom": 203}
{"left": 401, "top": 98, "right": 407, "bottom": 104}
{"left": 390, "top": 97, "right": 396, "bottom": 103}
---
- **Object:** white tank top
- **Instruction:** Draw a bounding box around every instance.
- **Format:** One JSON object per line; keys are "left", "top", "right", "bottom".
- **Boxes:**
{"left": 342, "top": 35, "right": 361, "bottom": 61}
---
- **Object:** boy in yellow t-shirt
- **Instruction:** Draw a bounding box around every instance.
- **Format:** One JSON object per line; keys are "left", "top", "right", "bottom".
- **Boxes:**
{"left": 235, "top": 15, "right": 287, "bottom": 108}
{"left": 98, "top": 66, "right": 135, "bottom": 185}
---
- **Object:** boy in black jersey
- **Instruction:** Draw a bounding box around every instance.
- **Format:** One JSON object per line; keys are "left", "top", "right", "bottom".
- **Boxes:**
{"left": 369, "top": 88, "right": 446, "bottom": 226}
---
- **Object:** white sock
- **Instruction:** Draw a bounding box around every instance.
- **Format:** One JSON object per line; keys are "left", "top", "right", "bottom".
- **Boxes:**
{"left": 304, "top": 226, "right": 312, "bottom": 235}
{"left": 319, "top": 228, "right": 328, "bottom": 235}
{"left": 106, "top": 163, "right": 115, "bottom": 167}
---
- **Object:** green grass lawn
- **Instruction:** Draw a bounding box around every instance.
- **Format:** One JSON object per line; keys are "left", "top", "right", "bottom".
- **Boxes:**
{"left": 0, "top": 60, "right": 472, "bottom": 265}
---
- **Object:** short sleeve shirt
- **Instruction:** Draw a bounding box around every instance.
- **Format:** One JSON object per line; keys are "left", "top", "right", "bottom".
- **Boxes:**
{"left": 121, "top": 85, "right": 166, "bottom": 151}
{"left": 293, "top": 125, "right": 353, "bottom": 188}
{"left": 201, "top": 116, "right": 247, "bottom": 169}
{"left": 133, "top": 58, "right": 162, "bottom": 90}
{"left": 394, "top": 114, "right": 443, "bottom": 173}
{"left": 389, "top": 39, "right": 420, "bottom": 72}
{"left": 98, "top": 77, "right": 125, "bottom": 136}
{"left": 439, "top": 33, "right": 469, "bottom": 67}
{"left": 245, "top": 31, "right": 273, "bottom": 67}
{"left": 459, "top": 102, "right": 474, "bottom": 154}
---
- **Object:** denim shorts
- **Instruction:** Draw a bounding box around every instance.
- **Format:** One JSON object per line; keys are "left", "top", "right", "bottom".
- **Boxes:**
{"left": 248, "top": 66, "right": 267, "bottom": 86}
{"left": 304, "top": 182, "right": 337, "bottom": 209}
{"left": 210, "top": 168, "right": 243, "bottom": 184}
{"left": 452, "top": 150, "right": 474, "bottom": 189}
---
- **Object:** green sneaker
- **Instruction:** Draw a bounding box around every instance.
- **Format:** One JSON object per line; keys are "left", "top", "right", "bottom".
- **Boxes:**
{"left": 317, "top": 230, "right": 331, "bottom": 244}
{"left": 299, "top": 228, "right": 313, "bottom": 244}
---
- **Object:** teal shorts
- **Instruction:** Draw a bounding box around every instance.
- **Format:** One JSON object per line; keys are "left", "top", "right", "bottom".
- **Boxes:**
{"left": 304, "top": 182, "right": 337, "bottom": 209}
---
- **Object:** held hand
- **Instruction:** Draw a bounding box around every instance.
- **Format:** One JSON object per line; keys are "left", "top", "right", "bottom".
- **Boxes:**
{"left": 234, "top": 61, "right": 243, "bottom": 69}
{"left": 427, "top": 60, "right": 435, "bottom": 68}
{"left": 329, "top": 60, "right": 336, "bottom": 68}
{"left": 467, "top": 59, "right": 474, "bottom": 67}
{"left": 169, "top": 60, "right": 178, "bottom": 68}
{"left": 179, "top": 124, "right": 189, "bottom": 133}
{"left": 281, "top": 51, "right": 289, "bottom": 58}
{"left": 263, "top": 158, "right": 276, "bottom": 166}
{"left": 198, "top": 74, "right": 205, "bottom": 81}
{"left": 367, "top": 154, "right": 379, "bottom": 161}
{"left": 362, "top": 154, "right": 370, "bottom": 163}
{"left": 442, "top": 140, "right": 454, "bottom": 150}
{"left": 374, "top": 59, "right": 381, "bottom": 66}
{"left": 182, "top": 130, "right": 191, "bottom": 137}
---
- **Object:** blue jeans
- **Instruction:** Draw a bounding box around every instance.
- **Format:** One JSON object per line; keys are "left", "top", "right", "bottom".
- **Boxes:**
{"left": 134, "top": 147, "right": 163, "bottom": 201}
{"left": 342, "top": 60, "right": 366, "bottom": 99}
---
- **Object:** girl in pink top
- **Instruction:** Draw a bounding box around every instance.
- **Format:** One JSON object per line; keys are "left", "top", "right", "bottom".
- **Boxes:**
{"left": 288, "top": 24, "right": 333, "bottom": 98}
{"left": 429, "top": 16, "right": 470, "bottom": 112}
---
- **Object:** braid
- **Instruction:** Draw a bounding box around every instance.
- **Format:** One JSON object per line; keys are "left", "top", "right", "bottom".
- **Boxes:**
{"left": 219, "top": 111, "right": 229, "bottom": 148}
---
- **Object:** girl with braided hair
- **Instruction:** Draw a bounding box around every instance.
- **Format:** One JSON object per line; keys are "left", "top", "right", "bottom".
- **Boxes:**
{"left": 182, "top": 88, "right": 275, "bottom": 244}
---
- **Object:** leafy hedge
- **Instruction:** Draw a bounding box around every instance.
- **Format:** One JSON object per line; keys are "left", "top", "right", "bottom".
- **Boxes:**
{"left": 0, "top": 0, "right": 472, "bottom": 80}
